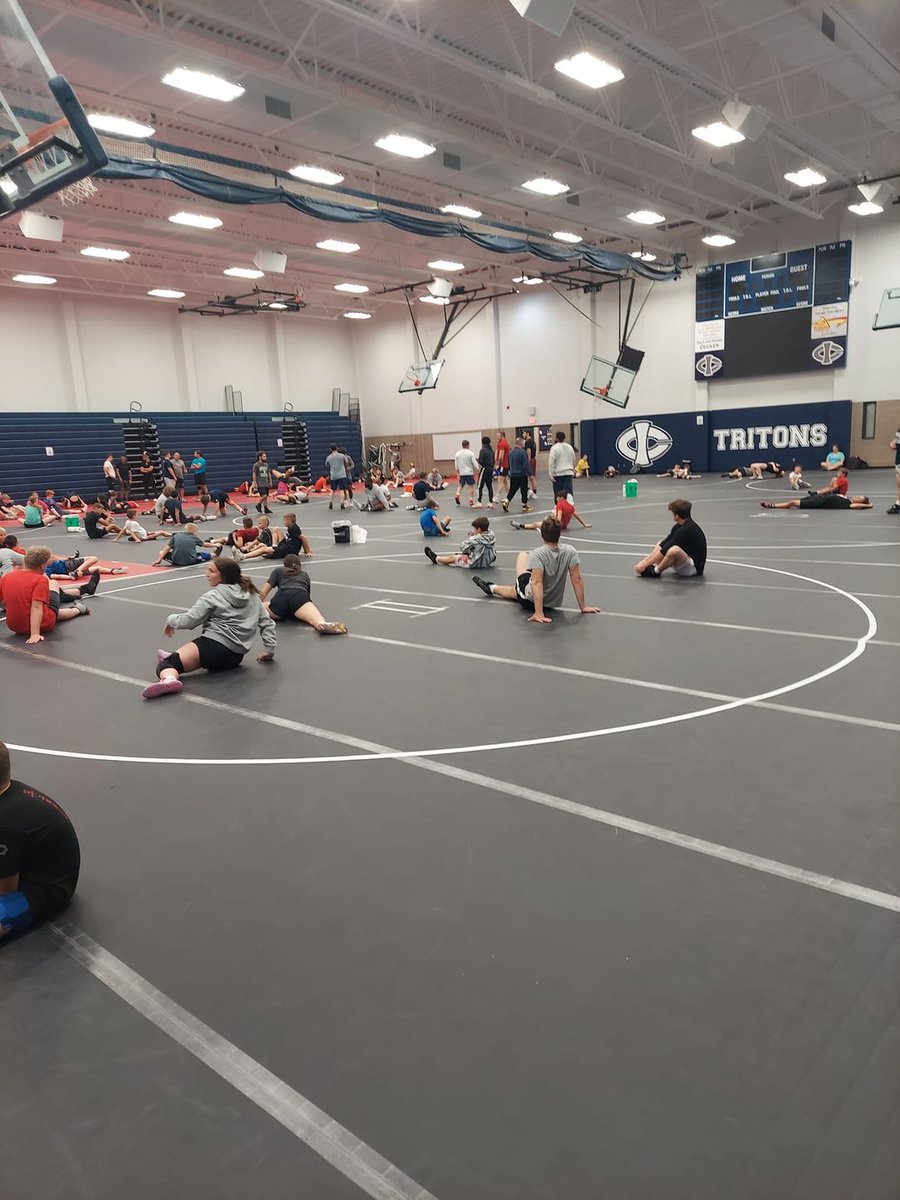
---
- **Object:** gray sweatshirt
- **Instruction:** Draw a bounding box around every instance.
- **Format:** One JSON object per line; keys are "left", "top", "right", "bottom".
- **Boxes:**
{"left": 167, "top": 583, "right": 276, "bottom": 655}
{"left": 459, "top": 529, "right": 497, "bottom": 569}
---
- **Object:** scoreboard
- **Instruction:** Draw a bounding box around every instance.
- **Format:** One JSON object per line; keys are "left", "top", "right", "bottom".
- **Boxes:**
{"left": 695, "top": 241, "right": 851, "bottom": 381}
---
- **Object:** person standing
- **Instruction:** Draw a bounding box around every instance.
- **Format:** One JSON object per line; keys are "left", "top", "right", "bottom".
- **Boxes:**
{"left": 476, "top": 436, "right": 495, "bottom": 508}
{"left": 887, "top": 431, "right": 900, "bottom": 515}
{"left": 170, "top": 452, "right": 187, "bottom": 499}
{"left": 116, "top": 454, "right": 132, "bottom": 501}
{"left": 523, "top": 430, "right": 538, "bottom": 495}
{"left": 325, "top": 444, "right": 348, "bottom": 510}
{"left": 138, "top": 450, "right": 157, "bottom": 500}
{"left": 340, "top": 447, "right": 355, "bottom": 506}
{"left": 548, "top": 430, "right": 577, "bottom": 498}
{"left": 252, "top": 451, "right": 273, "bottom": 514}
{"left": 0, "top": 741, "right": 81, "bottom": 940}
{"left": 162, "top": 451, "right": 177, "bottom": 491}
{"left": 190, "top": 449, "right": 208, "bottom": 499}
{"left": 502, "top": 437, "right": 532, "bottom": 513}
{"left": 102, "top": 453, "right": 117, "bottom": 494}
{"left": 495, "top": 430, "right": 511, "bottom": 501}
{"left": 633, "top": 498, "right": 708, "bottom": 578}
{"left": 454, "top": 439, "right": 479, "bottom": 507}
{"left": 471, "top": 516, "right": 600, "bottom": 624}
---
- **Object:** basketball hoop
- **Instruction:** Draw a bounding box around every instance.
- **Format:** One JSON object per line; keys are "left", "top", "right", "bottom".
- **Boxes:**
{"left": 59, "top": 177, "right": 97, "bottom": 206}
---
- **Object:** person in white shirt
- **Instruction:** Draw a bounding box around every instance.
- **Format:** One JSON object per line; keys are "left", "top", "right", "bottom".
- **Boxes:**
{"left": 547, "top": 431, "right": 577, "bottom": 498}
{"left": 454, "top": 440, "right": 480, "bottom": 507}
{"left": 102, "top": 453, "right": 117, "bottom": 493}
{"left": 788, "top": 463, "right": 804, "bottom": 490}
{"left": 115, "top": 512, "right": 170, "bottom": 542}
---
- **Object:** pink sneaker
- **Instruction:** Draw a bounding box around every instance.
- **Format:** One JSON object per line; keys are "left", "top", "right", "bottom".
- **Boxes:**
{"left": 142, "top": 678, "right": 183, "bottom": 700}
{"left": 157, "top": 649, "right": 172, "bottom": 663}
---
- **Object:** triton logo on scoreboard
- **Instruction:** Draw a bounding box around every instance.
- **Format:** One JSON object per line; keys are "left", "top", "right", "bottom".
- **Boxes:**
{"left": 811, "top": 340, "right": 844, "bottom": 366}
{"left": 695, "top": 354, "right": 723, "bottom": 378}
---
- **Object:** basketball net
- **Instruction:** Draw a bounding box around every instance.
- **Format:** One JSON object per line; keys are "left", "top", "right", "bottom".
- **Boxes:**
{"left": 59, "top": 177, "right": 97, "bottom": 206}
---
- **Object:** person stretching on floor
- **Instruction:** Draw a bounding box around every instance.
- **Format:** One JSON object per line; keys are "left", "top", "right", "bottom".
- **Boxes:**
{"left": 143, "top": 557, "right": 276, "bottom": 699}
{"left": 83, "top": 500, "right": 124, "bottom": 540}
{"left": 115, "top": 511, "right": 170, "bottom": 542}
{"left": 0, "top": 741, "right": 81, "bottom": 942}
{"left": 234, "top": 516, "right": 277, "bottom": 561}
{"left": 425, "top": 516, "right": 496, "bottom": 569}
{"left": 199, "top": 488, "right": 247, "bottom": 520}
{"left": 633, "top": 498, "right": 708, "bottom": 579}
{"left": 23, "top": 493, "right": 60, "bottom": 528}
{"left": 258, "top": 554, "right": 347, "bottom": 635}
{"left": 510, "top": 493, "right": 591, "bottom": 533}
{"left": 471, "top": 516, "right": 599, "bottom": 623}
{"left": 0, "top": 546, "right": 90, "bottom": 643}
{"left": 42, "top": 489, "right": 66, "bottom": 518}
{"left": 420, "top": 498, "right": 451, "bottom": 538}
{"left": 760, "top": 493, "right": 872, "bottom": 511}
{"left": 153, "top": 523, "right": 214, "bottom": 568}
{"left": 209, "top": 515, "right": 259, "bottom": 558}
{"left": 721, "top": 462, "right": 783, "bottom": 480}
{"left": 820, "top": 443, "right": 845, "bottom": 471}
{"left": 0, "top": 533, "right": 24, "bottom": 576}
{"left": 788, "top": 463, "right": 804, "bottom": 490}
{"left": 266, "top": 512, "right": 312, "bottom": 560}
{"left": 812, "top": 466, "right": 850, "bottom": 497}
{"left": 0, "top": 493, "right": 25, "bottom": 520}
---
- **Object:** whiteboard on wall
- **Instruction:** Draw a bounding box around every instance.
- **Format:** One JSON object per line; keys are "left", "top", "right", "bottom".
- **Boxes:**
{"left": 432, "top": 431, "right": 483, "bottom": 460}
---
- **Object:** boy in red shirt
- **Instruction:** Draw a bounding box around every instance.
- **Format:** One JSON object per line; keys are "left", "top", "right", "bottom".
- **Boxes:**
{"left": 0, "top": 546, "right": 90, "bottom": 644}
{"left": 813, "top": 466, "right": 850, "bottom": 497}
{"left": 509, "top": 494, "right": 591, "bottom": 534}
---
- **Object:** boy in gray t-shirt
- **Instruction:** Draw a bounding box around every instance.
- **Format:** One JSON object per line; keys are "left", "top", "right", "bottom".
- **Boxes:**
{"left": 471, "top": 516, "right": 601, "bottom": 624}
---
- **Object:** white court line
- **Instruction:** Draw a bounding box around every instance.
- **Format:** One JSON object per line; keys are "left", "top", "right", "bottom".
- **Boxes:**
{"left": 6, "top": 651, "right": 895, "bottom": 917}
{"left": 51, "top": 923, "right": 439, "bottom": 1200}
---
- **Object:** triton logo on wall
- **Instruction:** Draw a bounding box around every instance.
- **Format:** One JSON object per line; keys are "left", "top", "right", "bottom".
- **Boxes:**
{"left": 615, "top": 419, "right": 674, "bottom": 468}
{"left": 711, "top": 422, "right": 828, "bottom": 452}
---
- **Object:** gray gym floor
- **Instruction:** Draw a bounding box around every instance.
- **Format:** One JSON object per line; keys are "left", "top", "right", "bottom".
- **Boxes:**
{"left": 2, "top": 472, "right": 899, "bottom": 1200}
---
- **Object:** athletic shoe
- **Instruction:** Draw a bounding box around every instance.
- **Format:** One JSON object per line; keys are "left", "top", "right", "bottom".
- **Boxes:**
{"left": 328, "top": 502, "right": 333, "bottom": 510}
{"left": 501, "top": 499, "right": 510, "bottom": 512}
{"left": 81, "top": 572, "right": 100, "bottom": 596}
{"left": 424, "top": 546, "right": 438, "bottom": 564}
{"left": 157, "top": 649, "right": 172, "bottom": 663}
{"left": 109, "top": 566, "right": 127, "bottom": 573}
{"left": 241, "top": 506, "right": 248, "bottom": 515}
{"left": 469, "top": 499, "right": 475, "bottom": 507}
{"left": 316, "top": 621, "right": 348, "bottom": 635}
{"left": 887, "top": 503, "right": 900, "bottom": 514}
{"left": 255, "top": 503, "right": 262, "bottom": 513}
{"left": 142, "top": 678, "right": 183, "bottom": 700}
{"left": 71, "top": 599, "right": 90, "bottom": 614}
{"left": 454, "top": 495, "right": 461, "bottom": 505}
{"left": 759, "top": 501, "right": 775, "bottom": 509}
{"left": 522, "top": 504, "right": 533, "bottom": 512}
{"left": 637, "top": 565, "right": 659, "bottom": 578}
{"left": 509, "top": 519, "right": 524, "bottom": 529}
{"left": 472, "top": 576, "right": 493, "bottom": 597}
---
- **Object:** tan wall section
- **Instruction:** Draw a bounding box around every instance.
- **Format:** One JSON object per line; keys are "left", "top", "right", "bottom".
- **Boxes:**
{"left": 363, "top": 426, "right": 579, "bottom": 478}
{"left": 850, "top": 399, "right": 900, "bottom": 465}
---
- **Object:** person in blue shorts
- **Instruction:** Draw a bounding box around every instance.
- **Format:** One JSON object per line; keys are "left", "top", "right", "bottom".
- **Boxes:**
{"left": 419, "top": 499, "right": 451, "bottom": 538}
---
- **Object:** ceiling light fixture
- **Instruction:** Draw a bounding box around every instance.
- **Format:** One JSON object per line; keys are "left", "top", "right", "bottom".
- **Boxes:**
{"left": 162, "top": 67, "right": 245, "bottom": 102}
{"left": 268, "top": 302, "right": 287, "bottom": 310}
{"left": 847, "top": 200, "right": 883, "bottom": 216}
{"left": 630, "top": 250, "right": 657, "bottom": 262}
{"left": 702, "top": 234, "right": 736, "bottom": 247}
{"left": 523, "top": 177, "right": 569, "bottom": 196}
{"left": 513, "top": 274, "right": 543, "bottom": 285}
{"left": 342, "top": 311, "right": 372, "bottom": 319}
{"left": 80, "top": 246, "right": 130, "bottom": 260}
{"left": 87, "top": 113, "right": 155, "bottom": 138}
{"left": 316, "top": 239, "right": 360, "bottom": 253}
{"left": 0, "top": 179, "right": 18, "bottom": 196}
{"left": 12, "top": 273, "right": 56, "bottom": 284}
{"left": 427, "top": 259, "right": 465, "bottom": 272}
{"left": 554, "top": 51, "right": 623, "bottom": 89}
{"left": 692, "top": 121, "right": 745, "bottom": 148}
{"left": 148, "top": 288, "right": 185, "bottom": 299}
{"left": 223, "top": 266, "right": 264, "bottom": 279}
{"left": 420, "top": 295, "right": 450, "bottom": 305}
{"left": 334, "top": 282, "right": 369, "bottom": 293}
{"left": 289, "top": 164, "right": 345, "bottom": 186}
{"left": 784, "top": 167, "right": 826, "bottom": 188}
{"left": 375, "top": 133, "right": 436, "bottom": 158}
{"left": 440, "top": 204, "right": 482, "bottom": 219}
{"left": 627, "top": 209, "right": 665, "bottom": 225}
{"left": 169, "top": 211, "right": 222, "bottom": 229}
{"left": 552, "top": 230, "right": 582, "bottom": 244}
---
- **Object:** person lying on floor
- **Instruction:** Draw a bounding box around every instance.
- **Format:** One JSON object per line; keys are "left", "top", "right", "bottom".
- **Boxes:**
{"left": 46, "top": 552, "right": 127, "bottom": 577}
{"left": 142, "top": 557, "right": 275, "bottom": 700}
{"left": 0, "top": 741, "right": 80, "bottom": 943}
{"left": 721, "top": 462, "right": 783, "bottom": 480}
{"left": 760, "top": 494, "right": 871, "bottom": 511}
{"left": 424, "top": 516, "right": 497, "bottom": 569}
{"left": 0, "top": 546, "right": 91, "bottom": 643}
{"left": 258, "top": 555, "right": 347, "bottom": 634}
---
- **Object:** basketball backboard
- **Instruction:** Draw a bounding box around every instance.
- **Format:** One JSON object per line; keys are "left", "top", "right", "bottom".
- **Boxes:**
{"left": 398, "top": 360, "right": 444, "bottom": 394}
{"left": 0, "top": 0, "right": 107, "bottom": 218}
{"left": 580, "top": 354, "right": 638, "bottom": 409}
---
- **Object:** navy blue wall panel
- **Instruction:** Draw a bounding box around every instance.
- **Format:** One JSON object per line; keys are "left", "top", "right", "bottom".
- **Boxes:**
{"left": 581, "top": 413, "right": 708, "bottom": 473}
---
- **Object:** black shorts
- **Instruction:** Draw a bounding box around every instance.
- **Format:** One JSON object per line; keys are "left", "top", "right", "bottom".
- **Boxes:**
{"left": 86, "top": 529, "right": 107, "bottom": 540}
{"left": 553, "top": 477, "right": 574, "bottom": 496}
{"left": 498, "top": 467, "right": 509, "bottom": 477}
{"left": 194, "top": 636, "right": 245, "bottom": 672}
{"left": 270, "top": 586, "right": 311, "bottom": 619}
{"left": 194, "top": 473, "right": 207, "bottom": 488}
{"left": 514, "top": 571, "right": 535, "bottom": 610}
{"left": 270, "top": 539, "right": 300, "bottom": 559}
{"left": 48, "top": 590, "right": 61, "bottom": 616}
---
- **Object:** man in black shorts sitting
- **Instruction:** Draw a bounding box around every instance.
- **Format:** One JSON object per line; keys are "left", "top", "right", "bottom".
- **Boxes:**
{"left": 760, "top": 494, "right": 872, "bottom": 511}
{"left": 0, "top": 741, "right": 80, "bottom": 940}
{"left": 634, "top": 498, "right": 708, "bottom": 578}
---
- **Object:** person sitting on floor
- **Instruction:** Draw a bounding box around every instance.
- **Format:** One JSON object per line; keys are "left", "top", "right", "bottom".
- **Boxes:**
{"left": 575, "top": 453, "right": 590, "bottom": 478}
{"left": 0, "top": 546, "right": 90, "bottom": 642}
{"left": 406, "top": 472, "right": 431, "bottom": 510}
{"left": 424, "top": 515, "right": 497, "bottom": 569}
{"left": 258, "top": 554, "right": 347, "bottom": 635}
{"left": 419, "top": 498, "right": 451, "bottom": 538}
{"left": 603, "top": 465, "right": 619, "bottom": 478}
{"left": 23, "top": 493, "right": 60, "bottom": 529}
{"left": 510, "top": 493, "right": 591, "bottom": 534}
{"left": 820, "top": 443, "right": 845, "bottom": 471}
{"left": 0, "top": 533, "right": 25, "bottom": 576}
{"left": 142, "top": 557, "right": 275, "bottom": 700}
{"left": 41, "top": 489, "right": 67, "bottom": 518}
{"left": 0, "top": 493, "right": 26, "bottom": 519}
{"left": 812, "top": 466, "right": 850, "bottom": 497}
{"left": 788, "top": 463, "right": 804, "bottom": 490}
{"left": 471, "top": 516, "right": 600, "bottom": 624}
{"left": 209, "top": 516, "right": 259, "bottom": 558}
{"left": 760, "top": 493, "right": 871, "bottom": 511}
{"left": 152, "top": 523, "right": 214, "bottom": 568}
{"left": 0, "top": 741, "right": 81, "bottom": 942}
{"left": 427, "top": 469, "right": 445, "bottom": 491}
{"left": 633, "top": 498, "right": 708, "bottom": 579}
{"left": 162, "top": 485, "right": 187, "bottom": 526}
{"left": 235, "top": 516, "right": 279, "bottom": 561}
{"left": 84, "top": 500, "right": 124, "bottom": 540}
{"left": 115, "top": 511, "right": 170, "bottom": 542}
{"left": 657, "top": 463, "right": 693, "bottom": 479}
{"left": 359, "top": 473, "right": 396, "bottom": 512}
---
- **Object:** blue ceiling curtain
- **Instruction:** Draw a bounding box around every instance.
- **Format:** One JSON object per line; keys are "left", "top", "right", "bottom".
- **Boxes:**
{"left": 98, "top": 155, "right": 681, "bottom": 282}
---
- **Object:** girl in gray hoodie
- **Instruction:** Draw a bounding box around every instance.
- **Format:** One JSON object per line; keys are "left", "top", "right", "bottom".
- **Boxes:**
{"left": 142, "top": 558, "right": 276, "bottom": 699}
